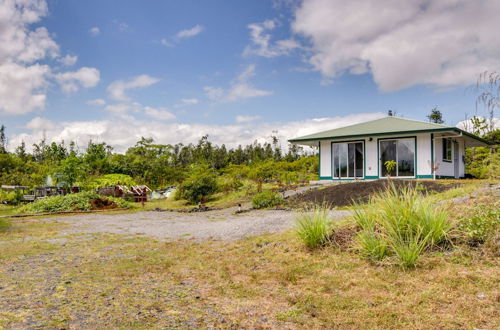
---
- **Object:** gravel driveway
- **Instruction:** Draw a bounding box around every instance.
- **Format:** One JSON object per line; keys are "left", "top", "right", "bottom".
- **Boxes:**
{"left": 54, "top": 207, "right": 352, "bottom": 241}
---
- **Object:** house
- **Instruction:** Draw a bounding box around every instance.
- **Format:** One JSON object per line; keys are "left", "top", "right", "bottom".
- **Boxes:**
{"left": 289, "top": 116, "right": 490, "bottom": 180}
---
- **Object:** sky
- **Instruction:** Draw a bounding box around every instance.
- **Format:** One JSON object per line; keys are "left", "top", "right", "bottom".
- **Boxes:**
{"left": 1, "top": 0, "right": 499, "bottom": 152}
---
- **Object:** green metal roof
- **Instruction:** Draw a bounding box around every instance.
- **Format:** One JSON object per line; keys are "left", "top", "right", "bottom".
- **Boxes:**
{"left": 288, "top": 116, "right": 491, "bottom": 145}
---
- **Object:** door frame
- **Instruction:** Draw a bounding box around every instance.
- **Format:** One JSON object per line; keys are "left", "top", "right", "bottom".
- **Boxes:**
{"left": 377, "top": 136, "right": 417, "bottom": 179}
{"left": 331, "top": 140, "right": 365, "bottom": 179}
{"left": 453, "top": 140, "right": 459, "bottom": 178}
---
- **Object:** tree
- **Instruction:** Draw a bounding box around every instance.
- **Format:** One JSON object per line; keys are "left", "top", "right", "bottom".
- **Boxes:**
{"left": 427, "top": 107, "right": 444, "bottom": 124}
{"left": 0, "top": 125, "right": 6, "bottom": 154}
{"left": 476, "top": 71, "right": 499, "bottom": 132}
{"left": 177, "top": 166, "right": 218, "bottom": 203}
{"left": 60, "top": 155, "right": 82, "bottom": 189}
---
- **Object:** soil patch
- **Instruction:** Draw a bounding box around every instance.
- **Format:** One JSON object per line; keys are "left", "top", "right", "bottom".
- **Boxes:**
{"left": 288, "top": 180, "right": 459, "bottom": 208}
{"left": 90, "top": 198, "right": 118, "bottom": 210}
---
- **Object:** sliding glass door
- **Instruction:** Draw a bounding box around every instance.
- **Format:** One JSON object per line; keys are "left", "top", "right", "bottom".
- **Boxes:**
{"left": 332, "top": 141, "right": 364, "bottom": 179}
{"left": 379, "top": 138, "right": 415, "bottom": 177}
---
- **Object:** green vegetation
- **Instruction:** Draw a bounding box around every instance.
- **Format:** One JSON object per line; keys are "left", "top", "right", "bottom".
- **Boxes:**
{"left": 252, "top": 191, "right": 284, "bottom": 209}
{"left": 0, "top": 217, "right": 10, "bottom": 230}
{"left": 354, "top": 183, "right": 452, "bottom": 267}
{"left": 459, "top": 200, "right": 499, "bottom": 244}
{"left": 176, "top": 166, "right": 219, "bottom": 203}
{"left": 17, "top": 191, "right": 130, "bottom": 214}
{"left": 0, "top": 129, "right": 318, "bottom": 208}
{"left": 463, "top": 116, "right": 499, "bottom": 179}
{"left": 0, "top": 195, "right": 498, "bottom": 328}
{"left": 295, "top": 205, "right": 332, "bottom": 248}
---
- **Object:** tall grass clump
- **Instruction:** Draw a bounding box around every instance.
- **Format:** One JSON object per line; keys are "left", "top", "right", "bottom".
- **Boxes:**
{"left": 295, "top": 205, "right": 332, "bottom": 249}
{"left": 354, "top": 183, "right": 452, "bottom": 268}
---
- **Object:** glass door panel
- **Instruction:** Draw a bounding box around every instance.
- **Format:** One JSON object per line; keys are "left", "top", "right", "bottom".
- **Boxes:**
{"left": 380, "top": 140, "right": 397, "bottom": 177}
{"left": 380, "top": 138, "right": 415, "bottom": 177}
{"left": 339, "top": 143, "right": 348, "bottom": 177}
{"left": 348, "top": 144, "right": 355, "bottom": 177}
{"left": 332, "top": 144, "right": 339, "bottom": 178}
{"left": 355, "top": 143, "right": 363, "bottom": 177}
{"left": 397, "top": 138, "right": 415, "bottom": 176}
{"left": 332, "top": 142, "right": 364, "bottom": 178}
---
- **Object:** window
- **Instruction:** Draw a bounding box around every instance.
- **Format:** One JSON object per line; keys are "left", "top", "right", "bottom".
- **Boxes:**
{"left": 332, "top": 141, "right": 364, "bottom": 178}
{"left": 442, "top": 138, "right": 452, "bottom": 162}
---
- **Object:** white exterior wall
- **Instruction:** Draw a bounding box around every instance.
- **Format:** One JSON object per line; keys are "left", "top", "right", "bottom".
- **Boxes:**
{"left": 319, "top": 140, "right": 332, "bottom": 178}
{"left": 416, "top": 133, "right": 433, "bottom": 177}
{"left": 318, "top": 133, "right": 435, "bottom": 179}
{"left": 434, "top": 137, "right": 465, "bottom": 178}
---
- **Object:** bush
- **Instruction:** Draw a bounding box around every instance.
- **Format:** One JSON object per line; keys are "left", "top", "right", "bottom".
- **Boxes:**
{"left": 295, "top": 205, "right": 332, "bottom": 248}
{"left": 0, "top": 190, "right": 22, "bottom": 205}
{"left": 86, "top": 174, "right": 137, "bottom": 189}
{"left": 252, "top": 191, "right": 284, "bottom": 209}
{"left": 459, "top": 204, "right": 499, "bottom": 244}
{"left": 177, "top": 172, "right": 218, "bottom": 203}
{"left": 17, "top": 191, "right": 130, "bottom": 214}
{"left": 353, "top": 183, "right": 452, "bottom": 268}
{"left": 218, "top": 175, "right": 243, "bottom": 193}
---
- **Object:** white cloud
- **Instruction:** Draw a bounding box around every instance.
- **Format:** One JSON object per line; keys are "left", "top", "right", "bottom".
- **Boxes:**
{"left": 143, "top": 106, "right": 176, "bottom": 121}
{"left": 0, "top": 0, "right": 100, "bottom": 115}
{"left": 175, "top": 98, "right": 199, "bottom": 108}
{"left": 244, "top": 19, "right": 300, "bottom": 57}
{"left": 107, "top": 74, "right": 160, "bottom": 102}
{"left": 160, "top": 25, "right": 204, "bottom": 47}
{"left": 24, "top": 116, "right": 56, "bottom": 130}
{"left": 0, "top": 62, "right": 49, "bottom": 115}
{"left": 59, "top": 54, "right": 77, "bottom": 66}
{"left": 105, "top": 103, "right": 131, "bottom": 114}
{"left": 180, "top": 98, "right": 199, "bottom": 105}
{"left": 176, "top": 25, "right": 204, "bottom": 39}
{"left": 204, "top": 65, "right": 273, "bottom": 103}
{"left": 55, "top": 67, "right": 100, "bottom": 93}
{"left": 89, "top": 27, "right": 100, "bottom": 36}
{"left": 87, "top": 98, "right": 106, "bottom": 106}
{"left": 8, "top": 112, "right": 385, "bottom": 153}
{"left": 456, "top": 117, "right": 499, "bottom": 134}
{"left": 236, "top": 115, "right": 261, "bottom": 123}
{"left": 292, "top": 0, "right": 500, "bottom": 91}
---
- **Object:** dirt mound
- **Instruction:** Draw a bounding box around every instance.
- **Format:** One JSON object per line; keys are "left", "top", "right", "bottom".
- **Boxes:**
{"left": 90, "top": 198, "right": 118, "bottom": 210}
{"left": 288, "top": 180, "right": 459, "bottom": 208}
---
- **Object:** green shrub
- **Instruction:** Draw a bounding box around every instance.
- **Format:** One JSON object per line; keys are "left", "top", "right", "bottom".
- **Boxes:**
{"left": 295, "top": 205, "right": 332, "bottom": 248}
{"left": 0, "top": 190, "right": 22, "bottom": 205}
{"left": 354, "top": 183, "right": 452, "bottom": 268}
{"left": 459, "top": 204, "right": 499, "bottom": 244}
{"left": 86, "top": 174, "right": 137, "bottom": 189}
{"left": 17, "top": 191, "right": 130, "bottom": 214}
{"left": 218, "top": 175, "right": 243, "bottom": 193}
{"left": 177, "top": 171, "right": 218, "bottom": 203}
{"left": 252, "top": 191, "right": 284, "bottom": 209}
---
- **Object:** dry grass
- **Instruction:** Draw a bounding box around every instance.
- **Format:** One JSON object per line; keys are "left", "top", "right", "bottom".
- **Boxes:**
{"left": 0, "top": 211, "right": 499, "bottom": 329}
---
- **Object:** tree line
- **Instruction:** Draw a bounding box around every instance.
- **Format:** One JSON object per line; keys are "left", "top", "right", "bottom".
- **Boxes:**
{"left": 0, "top": 128, "right": 311, "bottom": 189}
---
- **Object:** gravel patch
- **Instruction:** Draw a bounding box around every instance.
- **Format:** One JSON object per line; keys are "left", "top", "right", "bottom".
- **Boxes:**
{"left": 53, "top": 207, "right": 352, "bottom": 241}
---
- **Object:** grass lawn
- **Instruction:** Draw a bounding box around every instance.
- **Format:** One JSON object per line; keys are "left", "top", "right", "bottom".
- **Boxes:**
{"left": 1, "top": 184, "right": 499, "bottom": 329}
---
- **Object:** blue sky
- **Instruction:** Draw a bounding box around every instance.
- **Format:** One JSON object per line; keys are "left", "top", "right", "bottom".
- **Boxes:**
{"left": 1, "top": 0, "right": 498, "bottom": 151}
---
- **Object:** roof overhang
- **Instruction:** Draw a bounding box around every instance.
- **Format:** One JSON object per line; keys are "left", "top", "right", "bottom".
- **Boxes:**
{"left": 288, "top": 128, "right": 492, "bottom": 147}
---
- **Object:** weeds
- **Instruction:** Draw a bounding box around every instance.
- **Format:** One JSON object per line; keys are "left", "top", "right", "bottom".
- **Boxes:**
{"left": 295, "top": 205, "right": 332, "bottom": 248}
{"left": 459, "top": 200, "right": 499, "bottom": 245}
{"left": 252, "top": 191, "right": 284, "bottom": 209}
